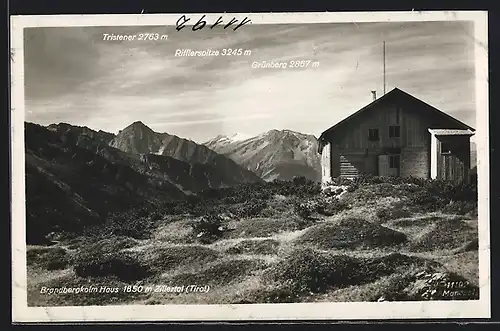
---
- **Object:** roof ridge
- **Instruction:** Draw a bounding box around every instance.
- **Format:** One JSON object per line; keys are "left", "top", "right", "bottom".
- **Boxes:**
{"left": 319, "top": 88, "right": 474, "bottom": 141}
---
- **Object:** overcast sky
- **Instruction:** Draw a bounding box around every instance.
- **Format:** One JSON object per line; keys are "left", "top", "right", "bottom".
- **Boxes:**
{"left": 24, "top": 21, "right": 476, "bottom": 143}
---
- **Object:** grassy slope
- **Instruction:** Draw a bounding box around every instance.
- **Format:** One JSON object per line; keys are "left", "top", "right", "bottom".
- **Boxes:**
{"left": 26, "top": 178, "right": 479, "bottom": 306}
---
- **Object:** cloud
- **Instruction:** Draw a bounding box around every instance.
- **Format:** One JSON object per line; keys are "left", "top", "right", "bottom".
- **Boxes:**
{"left": 24, "top": 21, "right": 476, "bottom": 143}
{"left": 155, "top": 113, "right": 274, "bottom": 127}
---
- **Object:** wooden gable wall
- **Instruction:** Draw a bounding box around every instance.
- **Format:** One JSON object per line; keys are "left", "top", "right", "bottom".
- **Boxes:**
{"left": 322, "top": 95, "right": 471, "bottom": 179}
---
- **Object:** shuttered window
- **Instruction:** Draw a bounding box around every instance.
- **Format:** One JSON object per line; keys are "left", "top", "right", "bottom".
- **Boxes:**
{"left": 389, "top": 155, "right": 400, "bottom": 169}
{"left": 389, "top": 125, "right": 400, "bottom": 138}
{"left": 368, "top": 128, "right": 379, "bottom": 141}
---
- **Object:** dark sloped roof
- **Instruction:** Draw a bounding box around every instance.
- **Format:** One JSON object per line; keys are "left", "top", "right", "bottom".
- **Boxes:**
{"left": 319, "top": 88, "right": 475, "bottom": 142}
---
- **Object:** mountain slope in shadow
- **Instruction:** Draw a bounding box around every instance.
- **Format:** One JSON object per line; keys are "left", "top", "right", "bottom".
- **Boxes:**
{"left": 24, "top": 122, "right": 264, "bottom": 244}
{"left": 110, "top": 121, "right": 264, "bottom": 185}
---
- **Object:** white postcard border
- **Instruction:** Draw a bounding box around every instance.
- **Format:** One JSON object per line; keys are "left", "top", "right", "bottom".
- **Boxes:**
{"left": 10, "top": 11, "right": 490, "bottom": 322}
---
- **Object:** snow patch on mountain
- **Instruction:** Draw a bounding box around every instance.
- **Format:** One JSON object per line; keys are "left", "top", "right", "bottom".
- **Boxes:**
{"left": 228, "top": 132, "right": 253, "bottom": 142}
{"left": 155, "top": 145, "right": 166, "bottom": 155}
{"left": 204, "top": 133, "right": 253, "bottom": 146}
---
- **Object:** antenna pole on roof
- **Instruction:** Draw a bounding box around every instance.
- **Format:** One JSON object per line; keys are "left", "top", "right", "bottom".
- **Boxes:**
{"left": 383, "top": 40, "right": 386, "bottom": 95}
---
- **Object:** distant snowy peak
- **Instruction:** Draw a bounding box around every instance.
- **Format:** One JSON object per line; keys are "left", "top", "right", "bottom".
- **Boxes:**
{"left": 204, "top": 128, "right": 322, "bottom": 182}
{"left": 204, "top": 133, "right": 252, "bottom": 146}
{"left": 204, "top": 135, "right": 230, "bottom": 146}
{"left": 258, "top": 129, "right": 315, "bottom": 140}
{"left": 228, "top": 132, "right": 253, "bottom": 142}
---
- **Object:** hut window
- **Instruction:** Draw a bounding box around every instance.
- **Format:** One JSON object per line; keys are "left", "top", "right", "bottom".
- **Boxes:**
{"left": 389, "top": 125, "right": 400, "bottom": 138}
{"left": 389, "top": 155, "right": 400, "bottom": 169}
{"left": 368, "top": 128, "right": 379, "bottom": 141}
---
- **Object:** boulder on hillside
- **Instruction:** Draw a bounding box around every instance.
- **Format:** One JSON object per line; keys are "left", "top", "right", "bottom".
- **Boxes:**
{"left": 321, "top": 185, "right": 349, "bottom": 198}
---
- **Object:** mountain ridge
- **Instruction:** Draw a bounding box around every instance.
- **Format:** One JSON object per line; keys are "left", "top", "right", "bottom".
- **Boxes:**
{"left": 46, "top": 122, "right": 264, "bottom": 189}
{"left": 204, "top": 128, "right": 321, "bottom": 182}
{"left": 109, "top": 122, "right": 263, "bottom": 184}
{"left": 25, "top": 122, "right": 187, "bottom": 244}
{"left": 25, "top": 121, "right": 267, "bottom": 244}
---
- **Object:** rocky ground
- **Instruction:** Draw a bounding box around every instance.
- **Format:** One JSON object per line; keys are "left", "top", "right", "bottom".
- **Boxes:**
{"left": 26, "top": 177, "right": 480, "bottom": 306}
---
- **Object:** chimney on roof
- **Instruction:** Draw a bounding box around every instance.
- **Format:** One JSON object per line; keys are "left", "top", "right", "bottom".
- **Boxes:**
{"left": 371, "top": 90, "right": 377, "bottom": 101}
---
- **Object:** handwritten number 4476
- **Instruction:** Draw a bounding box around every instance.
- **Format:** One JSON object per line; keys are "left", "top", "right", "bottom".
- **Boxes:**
{"left": 176, "top": 15, "right": 251, "bottom": 31}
